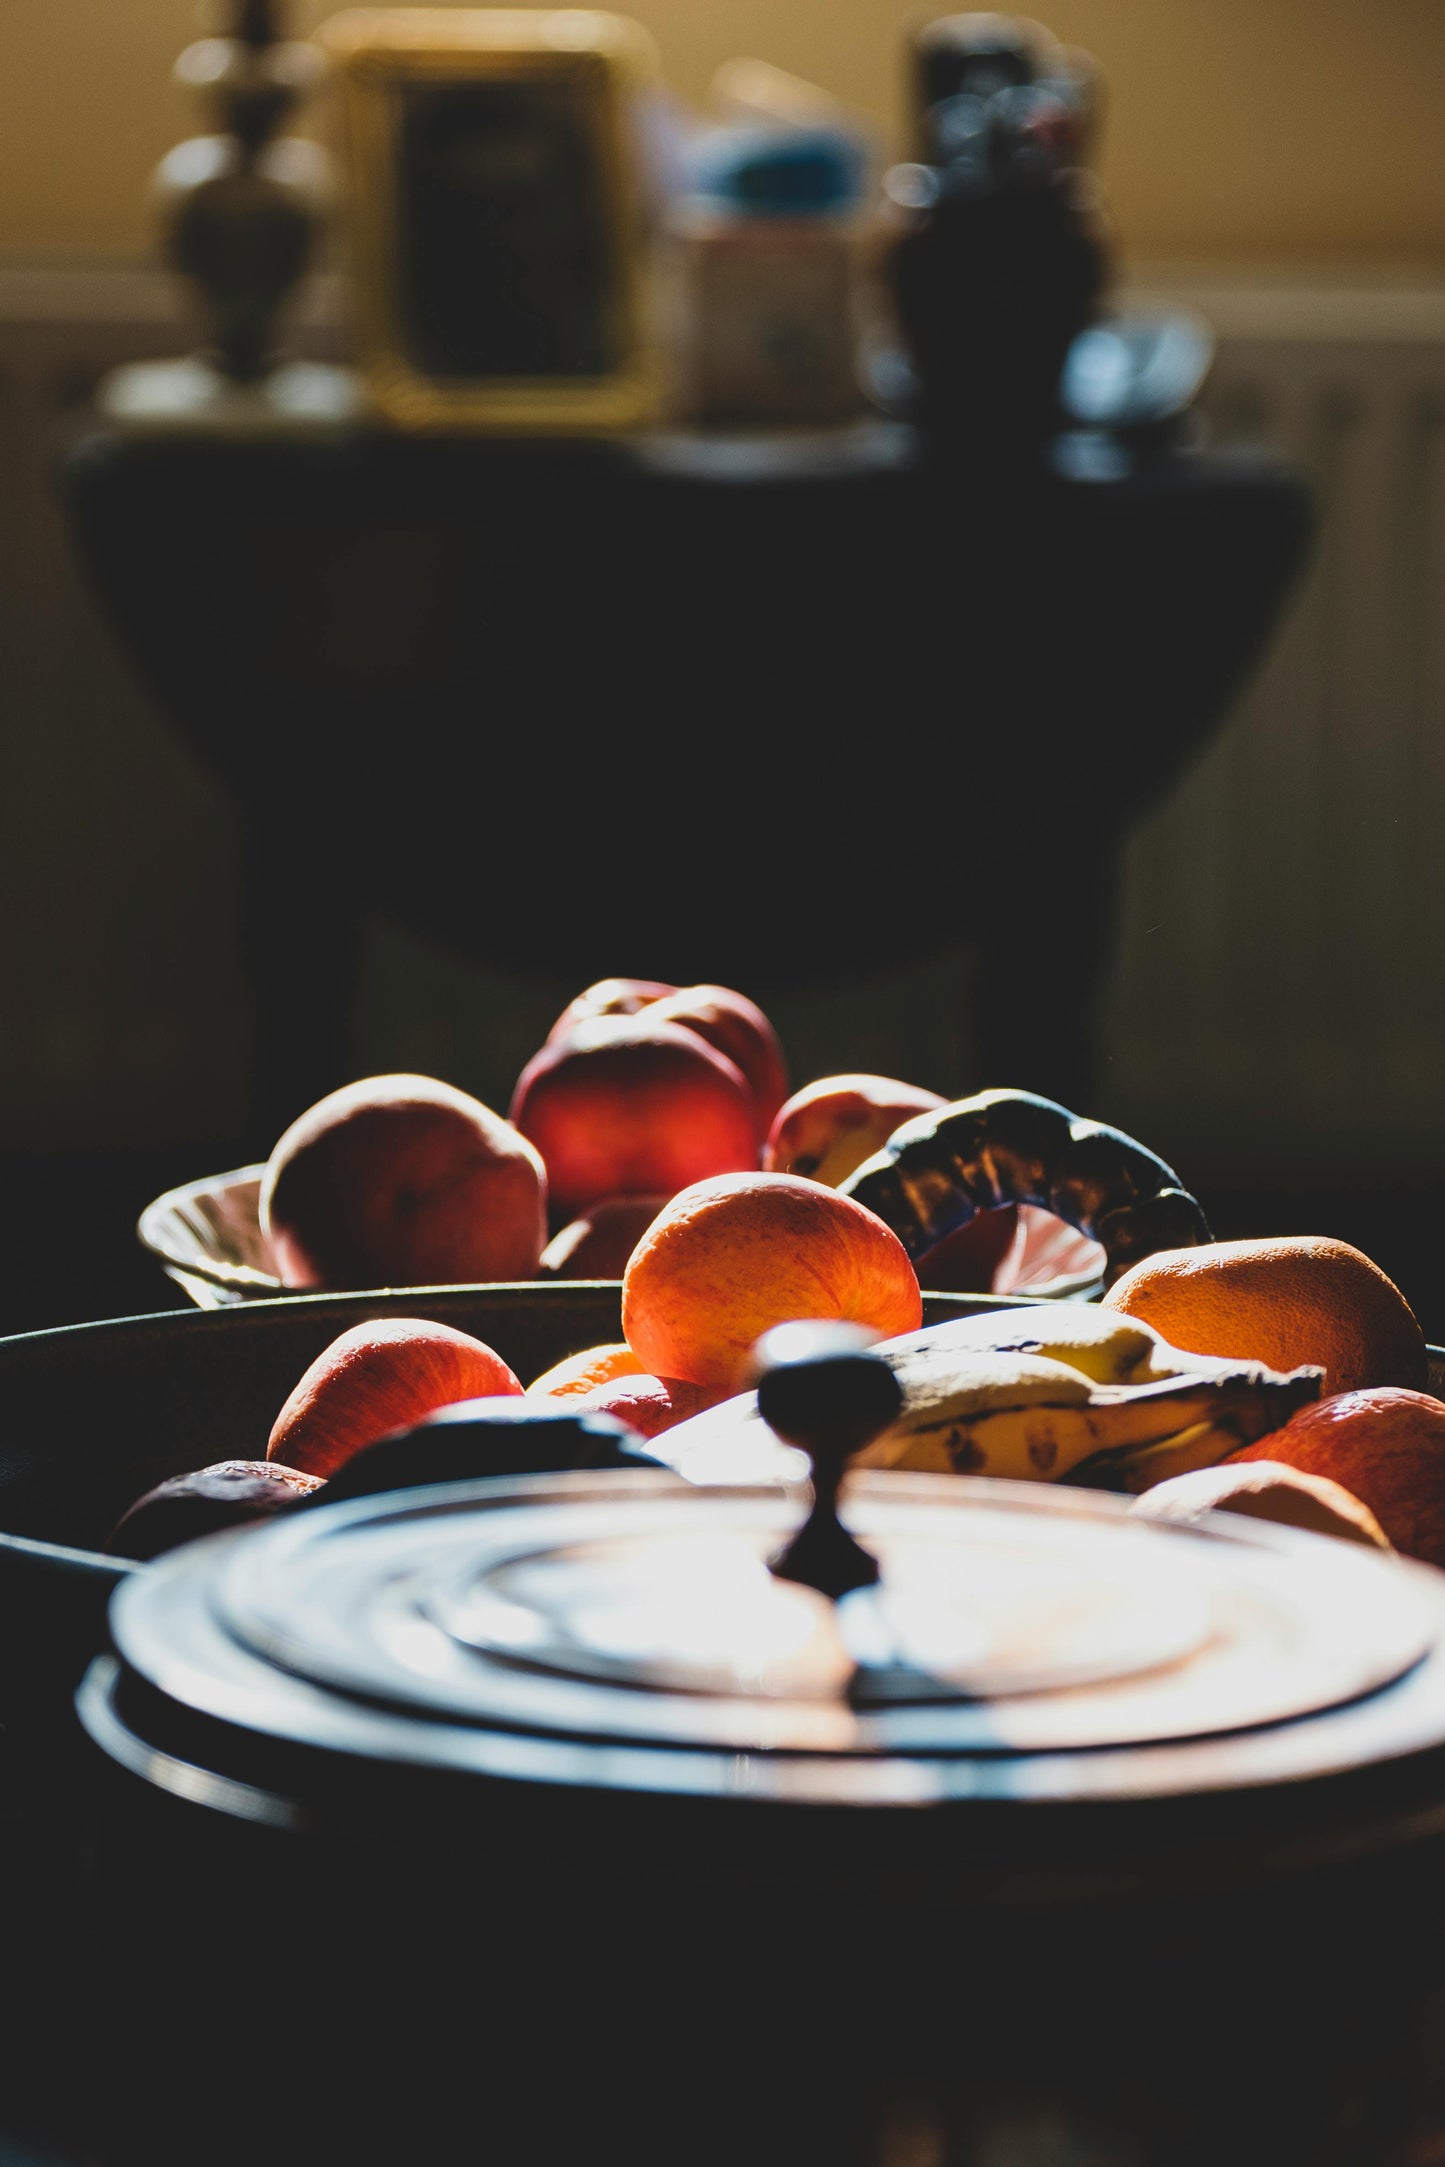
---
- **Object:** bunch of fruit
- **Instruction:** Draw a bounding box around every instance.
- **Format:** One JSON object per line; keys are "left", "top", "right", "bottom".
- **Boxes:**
{"left": 255, "top": 975, "right": 1021, "bottom": 1296}
{"left": 109, "top": 974, "right": 1445, "bottom": 1583}
{"left": 112, "top": 1236, "right": 1445, "bottom": 1573}
{"left": 115, "top": 1155, "right": 936, "bottom": 1553}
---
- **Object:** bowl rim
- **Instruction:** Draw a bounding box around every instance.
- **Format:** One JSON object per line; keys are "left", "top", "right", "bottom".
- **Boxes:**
{"left": 136, "top": 1161, "right": 284, "bottom": 1297}
{"left": 137, "top": 1164, "right": 1106, "bottom": 1306}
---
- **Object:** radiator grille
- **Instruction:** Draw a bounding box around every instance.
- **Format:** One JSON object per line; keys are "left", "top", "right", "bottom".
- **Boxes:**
{"left": 1105, "top": 296, "right": 1445, "bottom": 1178}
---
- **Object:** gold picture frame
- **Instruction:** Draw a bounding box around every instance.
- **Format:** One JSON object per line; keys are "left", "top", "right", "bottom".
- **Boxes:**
{"left": 321, "top": 9, "right": 661, "bottom": 432}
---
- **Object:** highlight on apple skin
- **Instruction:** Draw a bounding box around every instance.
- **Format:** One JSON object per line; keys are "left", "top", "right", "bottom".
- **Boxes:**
{"left": 765, "top": 1073, "right": 948, "bottom": 1189}
{"left": 510, "top": 1013, "right": 761, "bottom": 1223}
{"left": 545, "top": 977, "right": 681, "bottom": 1040}
{"left": 543, "top": 979, "right": 789, "bottom": 1143}
{"left": 644, "top": 984, "right": 789, "bottom": 1137}
{"left": 268, "top": 1317, "right": 524, "bottom": 1478}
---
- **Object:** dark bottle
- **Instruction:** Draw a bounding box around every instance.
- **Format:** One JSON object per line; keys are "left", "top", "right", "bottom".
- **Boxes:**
{"left": 912, "top": 12, "right": 1043, "bottom": 142}
{"left": 884, "top": 14, "right": 1108, "bottom": 461}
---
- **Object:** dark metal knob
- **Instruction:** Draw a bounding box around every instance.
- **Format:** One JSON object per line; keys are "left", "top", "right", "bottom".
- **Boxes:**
{"left": 753, "top": 1322, "right": 903, "bottom": 1600}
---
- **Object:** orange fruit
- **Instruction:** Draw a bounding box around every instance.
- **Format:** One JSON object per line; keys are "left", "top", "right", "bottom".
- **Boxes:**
{"left": 528, "top": 1342, "right": 646, "bottom": 1398}
{"left": 1230, "top": 1388, "right": 1445, "bottom": 1566}
{"left": 622, "top": 1171, "right": 922, "bottom": 1392}
{"left": 1102, "top": 1236, "right": 1426, "bottom": 1397}
{"left": 1132, "top": 1459, "right": 1389, "bottom": 1550}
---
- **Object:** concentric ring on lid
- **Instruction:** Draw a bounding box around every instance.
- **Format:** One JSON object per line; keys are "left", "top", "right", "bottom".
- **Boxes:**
{"left": 102, "top": 1469, "right": 1430, "bottom": 1770}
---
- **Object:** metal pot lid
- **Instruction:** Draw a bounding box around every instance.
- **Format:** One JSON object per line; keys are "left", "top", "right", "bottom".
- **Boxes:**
{"left": 101, "top": 1327, "right": 1445, "bottom": 1813}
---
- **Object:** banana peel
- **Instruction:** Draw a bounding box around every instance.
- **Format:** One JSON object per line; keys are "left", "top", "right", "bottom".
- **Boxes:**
{"left": 854, "top": 1304, "right": 1322, "bottom": 1488}
{"left": 852, "top": 1371, "right": 1318, "bottom": 1486}
{"left": 657, "top": 1303, "right": 1323, "bottom": 1492}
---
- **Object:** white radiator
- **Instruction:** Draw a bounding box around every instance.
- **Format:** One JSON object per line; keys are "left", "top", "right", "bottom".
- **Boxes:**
{"left": 0, "top": 264, "right": 1443, "bottom": 1162}
{"left": 1105, "top": 275, "right": 1445, "bottom": 1181}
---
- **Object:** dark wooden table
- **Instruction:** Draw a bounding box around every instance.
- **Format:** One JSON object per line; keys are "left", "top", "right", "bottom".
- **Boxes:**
{"left": 61, "top": 419, "right": 1311, "bottom": 1150}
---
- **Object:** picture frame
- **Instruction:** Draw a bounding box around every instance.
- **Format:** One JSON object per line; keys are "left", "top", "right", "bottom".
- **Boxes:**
{"left": 321, "top": 9, "right": 661, "bottom": 432}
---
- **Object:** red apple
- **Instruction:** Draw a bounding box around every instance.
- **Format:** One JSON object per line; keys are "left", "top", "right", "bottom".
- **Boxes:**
{"left": 538, "top": 1194, "right": 670, "bottom": 1278}
{"left": 547, "top": 979, "right": 680, "bottom": 1041}
{"left": 261, "top": 1074, "right": 547, "bottom": 1291}
{"left": 510, "top": 1014, "right": 759, "bottom": 1222}
{"left": 547, "top": 980, "right": 788, "bottom": 1143}
{"left": 764, "top": 1074, "right": 948, "bottom": 1189}
{"left": 268, "top": 1318, "right": 523, "bottom": 1478}
{"left": 645, "top": 985, "right": 789, "bottom": 1137}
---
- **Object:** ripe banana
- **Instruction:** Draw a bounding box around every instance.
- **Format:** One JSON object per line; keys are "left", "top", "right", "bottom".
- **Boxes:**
{"left": 877, "top": 1304, "right": 1250, "bottom": 1388}
{"left": 658, "top": 1303, "right": 1323, "bottom": 1492}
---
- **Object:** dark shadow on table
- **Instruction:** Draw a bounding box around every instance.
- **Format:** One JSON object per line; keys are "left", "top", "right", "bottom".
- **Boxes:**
{"left": 60, "top": 420, "right": 1312, "bottom": 1151}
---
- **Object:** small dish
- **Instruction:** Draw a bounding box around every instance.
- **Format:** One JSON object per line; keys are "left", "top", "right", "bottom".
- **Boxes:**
{"left": 137, "top": 1163, "right": 281, "bottom": 1307}
{"left": 990, "top": 1205, "right": 1106, "bottom": 1301}
{"left": 138, "top": 1167, "right": 1107, "bottom": 1308}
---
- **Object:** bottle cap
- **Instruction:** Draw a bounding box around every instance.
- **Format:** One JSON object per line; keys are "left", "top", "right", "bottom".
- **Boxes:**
{"left": 685, "top": 124, "right": 866, "bottom": 217}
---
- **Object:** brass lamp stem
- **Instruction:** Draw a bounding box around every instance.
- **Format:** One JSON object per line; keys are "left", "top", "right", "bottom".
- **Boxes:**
{"left": 155, "top": 0, "right": 327, "bottom": 383}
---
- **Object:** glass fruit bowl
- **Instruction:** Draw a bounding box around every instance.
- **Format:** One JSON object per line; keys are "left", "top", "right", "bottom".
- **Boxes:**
{"left": 137, "top": 1163, "right": 1107, "bottom": 1309}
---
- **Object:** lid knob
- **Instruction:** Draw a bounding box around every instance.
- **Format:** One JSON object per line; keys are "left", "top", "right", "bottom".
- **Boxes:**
{"left": 753, "top": 1322, "right": 903, "bottom": 1600}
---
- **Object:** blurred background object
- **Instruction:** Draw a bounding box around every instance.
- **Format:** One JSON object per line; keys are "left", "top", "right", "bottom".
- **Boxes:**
{"left": 1057, "top": 308, "right": 1213, "bottom": 443}
{"left": 98, "top": 0, "right": 355, "bottom": 431}
{"left": 656, "top": 54, "right": 875, "bottom": 426}
{"left": 320, "top": 7, "right": 662, "bottom": 430}
{"left": 0, "top": 2, "right": 1442, "bottom": 1336}
{"left": 880, "top": 10, "right": 1106, "bottom": 455}
{"left": 660, "top": 101, "right": 870, "bottom": 425}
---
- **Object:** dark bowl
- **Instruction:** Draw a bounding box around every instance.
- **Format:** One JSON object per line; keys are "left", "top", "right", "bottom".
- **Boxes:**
{"left": 0, "top": 1279, "right": 1001, "bottom": 1732}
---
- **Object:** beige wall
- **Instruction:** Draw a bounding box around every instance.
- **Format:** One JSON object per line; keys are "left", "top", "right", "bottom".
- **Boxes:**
{"left": 2, "top": 0, "right": 1443, "bottom": 268}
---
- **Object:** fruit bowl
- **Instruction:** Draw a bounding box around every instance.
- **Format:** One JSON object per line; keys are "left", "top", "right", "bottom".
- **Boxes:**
{"left": 137, "top": 1163, "right": 1108, "bottom": 1307}
{"left": 0, "top": 1278, "right": 1002, "bottom": 1732}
